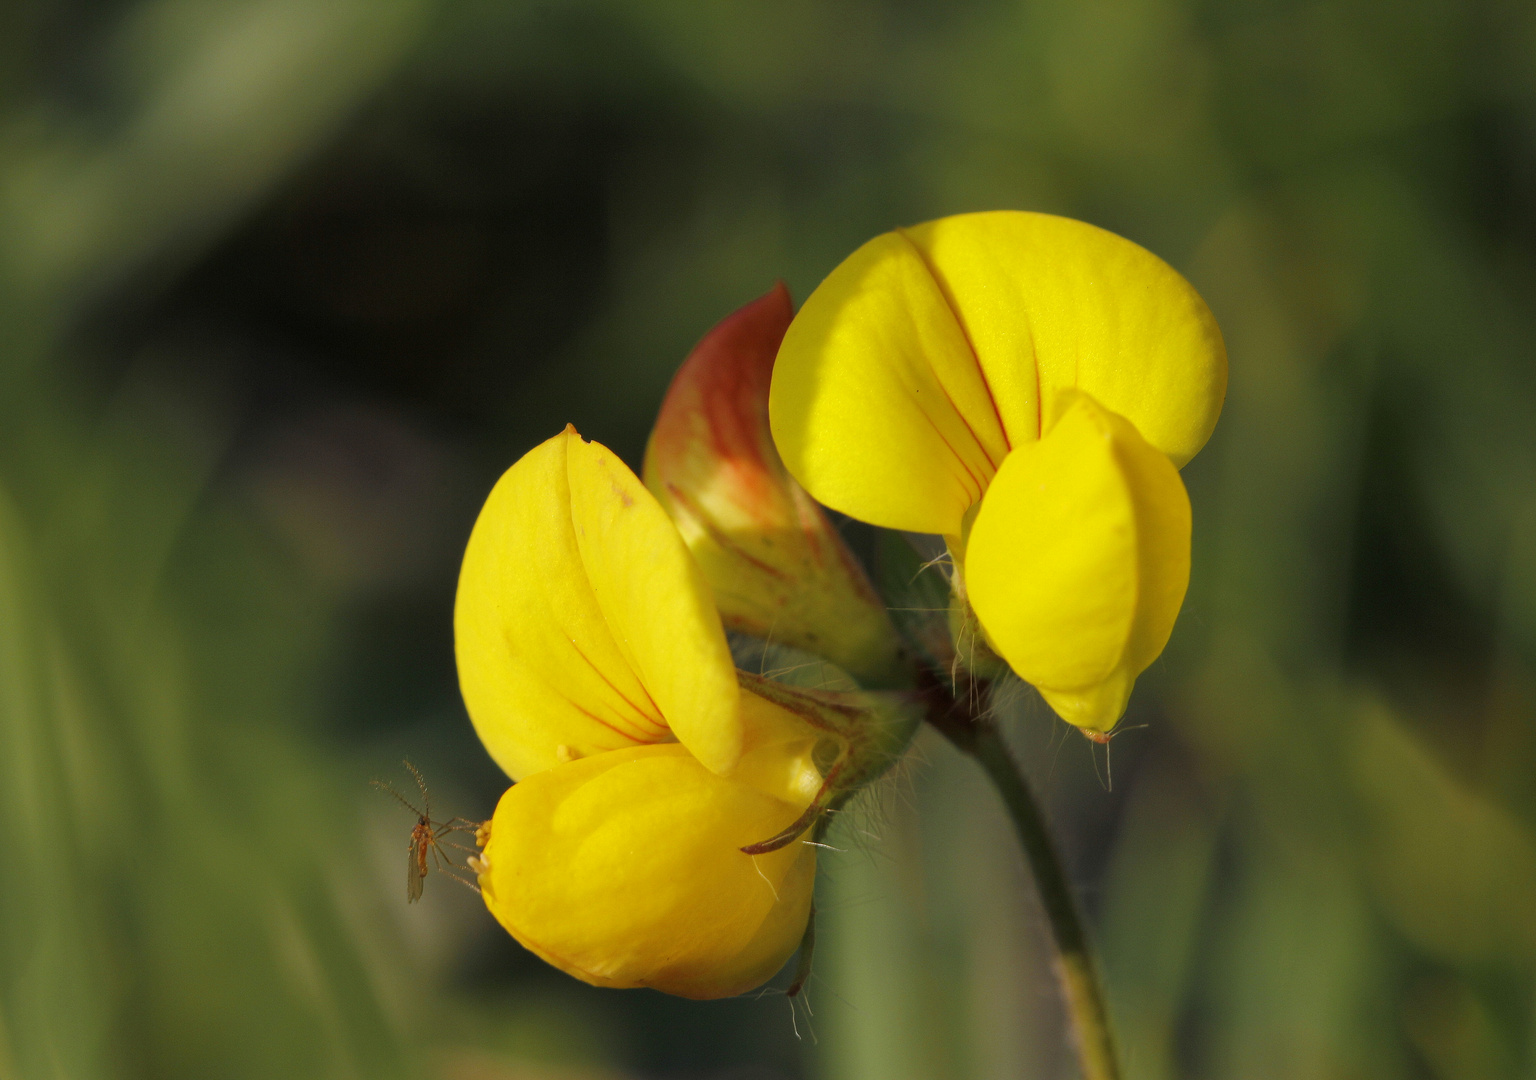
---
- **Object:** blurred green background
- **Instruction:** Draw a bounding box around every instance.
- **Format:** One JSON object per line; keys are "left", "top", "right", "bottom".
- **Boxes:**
{"left": 3, "top": 1, "right": 1535, "bottom": 1078}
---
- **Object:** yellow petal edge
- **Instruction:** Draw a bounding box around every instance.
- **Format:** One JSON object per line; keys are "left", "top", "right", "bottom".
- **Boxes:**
{"left": 965, "top": 392, "right": 1191, "bottom": 732}
{"left": 455, "top": 426, "right": 742, "bottom": 780}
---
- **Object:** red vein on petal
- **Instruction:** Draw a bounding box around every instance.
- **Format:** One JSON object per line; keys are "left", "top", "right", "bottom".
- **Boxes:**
{"left": 911, "top": 402, "right": 986, "bottom": 505}
{"left": 567, "top": 636, "right": 669, "bottom": 734}
{"left": 549, "top": 683, "right": 662, "bottom": 744}
{"left": 896, "top": 227, "right": 1007, "bottom": 470}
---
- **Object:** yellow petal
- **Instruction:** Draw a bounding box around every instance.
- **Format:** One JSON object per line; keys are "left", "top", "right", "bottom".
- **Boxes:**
{"left": 644, "top": 286, "right": 902, "bottom": 684}
{"left": 478, "top": 744, "right": 815, "bottom": 1000}
{"left": 770, "top": 211, "right": 1224, "bottom": 537}
{"left": 563, "top": 433, "right": 744, "bottom": 773}
{"left": 455, "top": 427, "right": 740, "bottom": 780}
{"left": 964, "top": 392, "right": 1190, "bottom": 732}
{"left": 903, "top": 212, "right": 1226, "bottom": 467}
{"left": 770, "top": 230, "right": 1009, "bottom": 536}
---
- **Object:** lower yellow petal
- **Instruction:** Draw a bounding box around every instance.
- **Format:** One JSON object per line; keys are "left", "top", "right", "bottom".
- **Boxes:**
{"left": 964, "top": 392, "right": 1190, "bottom": 732}
{"left": 478, "top": 744, "right": 815, "bottom": 1000}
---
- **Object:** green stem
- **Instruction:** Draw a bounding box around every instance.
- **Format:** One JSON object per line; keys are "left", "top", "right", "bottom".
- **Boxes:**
{"left": 927, "top": 688, "right": 1121, "bottom": 1080}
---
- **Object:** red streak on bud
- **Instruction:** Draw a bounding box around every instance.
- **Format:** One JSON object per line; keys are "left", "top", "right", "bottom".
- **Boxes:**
{"left": 649, "top": 284, "right": 798, "bottom": 531}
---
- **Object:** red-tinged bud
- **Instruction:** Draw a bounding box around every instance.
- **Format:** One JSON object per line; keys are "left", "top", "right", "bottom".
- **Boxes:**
{"left": 644, "top": 286, "right": 903, "bottom": 687}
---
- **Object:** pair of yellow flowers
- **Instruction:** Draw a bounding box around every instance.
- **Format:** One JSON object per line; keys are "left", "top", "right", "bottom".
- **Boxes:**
{"left": 454, "top": 211, "right": 1227, "bottom": 999}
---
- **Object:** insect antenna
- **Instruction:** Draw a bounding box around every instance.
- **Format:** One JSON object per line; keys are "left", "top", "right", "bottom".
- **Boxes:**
{"left": 370, "top": 778, "right": 424, "bottom": 818}
{"left": 403, "top": 759, "right": 432, "bottom": 819}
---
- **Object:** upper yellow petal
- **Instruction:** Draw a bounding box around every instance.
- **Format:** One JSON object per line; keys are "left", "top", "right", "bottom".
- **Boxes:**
{"left": 770, "top": 230, "right": 1008, "bottom": 536}
{"left": 964, "top": 392, "right": 1191, "bottom": 732}
{"left": 454, "top": 426, "right": 740, "bottom": 780}
{"left": 770, "top": 211, "right": 1224, "bottom": 538}
{"left": 903, "top": 212, "right": 1226, "bottom": 468}
{"left": 563, "top": 432, "right": 743, "bottom": 774}
{"left": 478, "top": 743, "right": 815, "bottom": 1000}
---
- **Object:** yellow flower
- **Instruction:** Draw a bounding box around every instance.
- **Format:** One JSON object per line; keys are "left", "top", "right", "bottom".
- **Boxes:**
{"left": 643, "top": 284, "right": 902, "bottom": 686}
{"left": 455, "top": 426, "right": 822, "bottom": 998}
{"left": 769, "top": 211, "right": 1226, "bottom": 733}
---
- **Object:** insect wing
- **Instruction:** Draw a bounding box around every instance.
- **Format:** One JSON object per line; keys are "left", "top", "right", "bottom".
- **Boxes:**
{"left": 407, "top": 834, "right": 426, "bottom": 903}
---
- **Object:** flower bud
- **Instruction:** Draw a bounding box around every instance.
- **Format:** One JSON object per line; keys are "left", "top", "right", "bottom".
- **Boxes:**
{"left": 645, "top": 286, "right": 903, "bottom": 686}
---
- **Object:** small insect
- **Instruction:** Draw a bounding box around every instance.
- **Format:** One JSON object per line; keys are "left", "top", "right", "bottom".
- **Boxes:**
{"left": 371, "top": 760, "right": 482, "bottom": 902}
